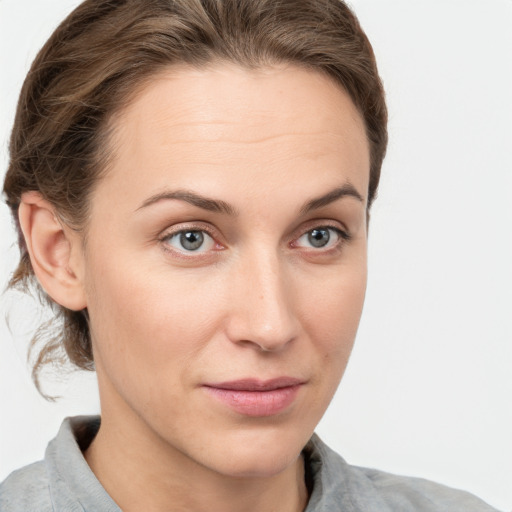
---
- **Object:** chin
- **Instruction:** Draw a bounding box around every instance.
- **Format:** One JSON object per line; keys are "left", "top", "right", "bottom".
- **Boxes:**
{"left": 213, "top": 449, "right": 300, "bottom": 479}
{"left": 196, "top": 424, "right": 310, "bottom": 479}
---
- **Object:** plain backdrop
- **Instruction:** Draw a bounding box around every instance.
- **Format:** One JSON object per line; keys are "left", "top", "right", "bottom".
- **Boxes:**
{"left": 0, "top": 1, "right": 511, "bottom": 510}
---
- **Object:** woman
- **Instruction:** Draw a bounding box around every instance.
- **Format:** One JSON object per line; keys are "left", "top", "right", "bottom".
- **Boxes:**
{"left": 0, "top": 0, "right": 504, "bottom": 511}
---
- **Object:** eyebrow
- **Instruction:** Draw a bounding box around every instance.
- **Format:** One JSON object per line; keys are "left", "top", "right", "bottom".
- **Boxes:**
{"left": 299, "top": 183, "right": 364, "bottom": 214}
{"left": 136, "top": 189, "right": 238, "bottom": 216}
{"left": 136, "top": 182, "right": 364, "bottom": 216}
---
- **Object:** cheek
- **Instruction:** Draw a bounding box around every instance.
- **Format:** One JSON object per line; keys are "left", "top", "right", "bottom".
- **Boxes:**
{"left": 299, "top": 256, "right": 367, "bottom": 377}
{"left": 303, "top": 257, "right": 367, "bottom": 340}
{"left": 84, "top": 255, "right": 223, "bottom": 396}
{"left": 284, "top": 258, "right": 367, "bottom": 428}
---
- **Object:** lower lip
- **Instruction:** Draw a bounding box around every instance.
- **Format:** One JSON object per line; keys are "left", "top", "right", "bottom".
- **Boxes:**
{"left": 203, "top": 385, "right": 301, "bottom": 417}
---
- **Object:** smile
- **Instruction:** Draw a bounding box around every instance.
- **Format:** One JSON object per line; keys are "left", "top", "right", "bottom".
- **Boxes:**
{"left": 202, "top": 378, "right": 304, "bottom": 417}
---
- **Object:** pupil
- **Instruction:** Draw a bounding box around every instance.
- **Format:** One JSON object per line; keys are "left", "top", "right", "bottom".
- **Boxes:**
{"left": 180, "top": 231, "right": 204, "bottom": 251}
{"left": 308, "top": 228, "right": 330, "bottom": 248}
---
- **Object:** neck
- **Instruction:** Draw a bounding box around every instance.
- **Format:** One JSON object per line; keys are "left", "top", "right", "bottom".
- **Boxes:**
{"left": 84, "top": 406, "right": 308, "bottom": 512}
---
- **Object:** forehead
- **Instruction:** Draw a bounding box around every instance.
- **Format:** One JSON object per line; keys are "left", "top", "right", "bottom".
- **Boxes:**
{"left": 99, "top": 62, "right": 370, "bottom": 209}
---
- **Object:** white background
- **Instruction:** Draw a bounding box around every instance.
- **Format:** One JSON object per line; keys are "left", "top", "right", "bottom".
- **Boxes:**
{"left": 0, "top": 1, "right": 510, "bottom": 510}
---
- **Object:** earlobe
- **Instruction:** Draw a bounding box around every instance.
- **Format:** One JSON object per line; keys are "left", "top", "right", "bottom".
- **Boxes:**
{"left": 18, "top": 191, "right": 87, "bottom": 311}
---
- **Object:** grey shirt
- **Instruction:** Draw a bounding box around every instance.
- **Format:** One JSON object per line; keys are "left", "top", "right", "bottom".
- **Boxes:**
{"left": 0, "top": 416, "right": 500, "bottom": 511}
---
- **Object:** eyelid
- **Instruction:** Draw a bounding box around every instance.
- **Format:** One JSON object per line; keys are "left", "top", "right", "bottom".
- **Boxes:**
{"left": 290, "top": 219, "right": 350, "bottom": 241}
{"left": 159, "top": 221, "right": 219, "bottom": 241}
{"left": 156, "top": 219, "right": 351, "bottom": 259}
{"left": 158, "top": 222, "right": 225, "bottom": 257}
{"left": 289, "top": 221, "right": 352, "bottom": 254}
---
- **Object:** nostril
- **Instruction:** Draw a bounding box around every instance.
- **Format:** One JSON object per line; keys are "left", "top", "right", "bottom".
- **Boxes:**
{"left": 235, "top": 325, "right": 297, "bottom": 353}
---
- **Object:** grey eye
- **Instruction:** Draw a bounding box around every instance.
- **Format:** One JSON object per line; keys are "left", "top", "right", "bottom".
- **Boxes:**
{"left": 179, "top": 231, "right": 204, "bottom": 251}
{"left": 163, "top": 229, "right": 216, "bottom": 254}
{"left": 307, "top": 228, "right": 331, "bottom": 248}
{"left": 295, "top": 226, "right": 344, "bottom": 250}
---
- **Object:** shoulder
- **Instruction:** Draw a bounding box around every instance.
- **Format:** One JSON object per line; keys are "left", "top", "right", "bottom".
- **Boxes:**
{"left": 305, "top": 435, "right": 501, "bottom": 512}
{"left": 354, "top": 465, "right": 500, "bottom": 512}
{"left": 1, "top": 416, "right": 118, "bottom": 512}
{"left": 0, "top": 460, "right": 53, "bottom": 512}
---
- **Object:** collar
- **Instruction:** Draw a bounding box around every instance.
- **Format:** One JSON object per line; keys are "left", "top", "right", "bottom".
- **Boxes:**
{"left": 44, "top": 416, "right": 392, "bottom": 512}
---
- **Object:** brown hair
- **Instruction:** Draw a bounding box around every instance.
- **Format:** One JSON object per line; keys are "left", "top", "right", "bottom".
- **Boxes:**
{"left": 3, "top": 0, "right": 387, "bottom": 394}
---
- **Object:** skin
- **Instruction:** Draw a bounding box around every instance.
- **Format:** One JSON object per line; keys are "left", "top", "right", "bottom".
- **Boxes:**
{"left": 20, "top": 63, "right": 370, "bottom": 512}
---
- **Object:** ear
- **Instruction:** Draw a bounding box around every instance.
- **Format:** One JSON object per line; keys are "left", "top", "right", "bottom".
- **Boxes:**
{"left": 18, "top": 191, "right": 87, "bottom": 311}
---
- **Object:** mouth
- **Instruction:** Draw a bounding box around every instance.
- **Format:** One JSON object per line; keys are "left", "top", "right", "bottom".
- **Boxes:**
{"left": 202, "top": 377, "right": 305, "bottom": 417}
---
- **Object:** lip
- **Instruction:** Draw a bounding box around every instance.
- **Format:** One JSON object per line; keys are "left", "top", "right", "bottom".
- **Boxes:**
{"left": 202, "top": 377, "right": 304, "bottom": 417}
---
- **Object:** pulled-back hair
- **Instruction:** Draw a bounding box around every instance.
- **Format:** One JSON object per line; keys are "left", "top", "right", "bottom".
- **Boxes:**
{"left": 3, "top": 0, "right": 387, "bottom": 393}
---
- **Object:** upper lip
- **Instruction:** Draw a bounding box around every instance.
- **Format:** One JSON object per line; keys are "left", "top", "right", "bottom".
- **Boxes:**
{"left": 204, "top": 377, "right": 305, "bottom": 391}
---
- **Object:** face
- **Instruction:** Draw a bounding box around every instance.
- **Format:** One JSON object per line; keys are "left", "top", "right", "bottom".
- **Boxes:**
{"left": 80, "top": 63, "right": 369, "bottom": 478}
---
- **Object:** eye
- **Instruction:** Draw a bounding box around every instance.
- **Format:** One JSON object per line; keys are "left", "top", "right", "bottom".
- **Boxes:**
{"left": 294, "top": 226, "right": 346, "bottom": 250}
{"left": 163, "top": 230, "right": 216, "bottom": 253}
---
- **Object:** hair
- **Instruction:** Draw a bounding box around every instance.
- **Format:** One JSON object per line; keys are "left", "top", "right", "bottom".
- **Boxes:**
{"left": 3, "top": 0, "right": 387, "bottom": 395}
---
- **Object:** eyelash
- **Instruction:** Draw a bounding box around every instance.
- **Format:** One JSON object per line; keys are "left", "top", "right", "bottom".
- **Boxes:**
{"left": 291, "top": 224, "right": 351, "bottom": 252}
{"left": 158, "top": 222, "right": 351, "bottom": 258}
{"left": 158, "top": 224, "right": 222, "bottom": 259}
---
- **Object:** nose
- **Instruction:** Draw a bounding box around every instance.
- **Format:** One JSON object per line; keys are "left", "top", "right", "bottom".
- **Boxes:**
{"left": 224, "top": 249, "right": 299, "bottom": 352}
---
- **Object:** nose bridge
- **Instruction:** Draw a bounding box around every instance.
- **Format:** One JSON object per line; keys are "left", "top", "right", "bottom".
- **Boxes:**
{"left": 227, "top": 245, "right": 298, "bottom": 351}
